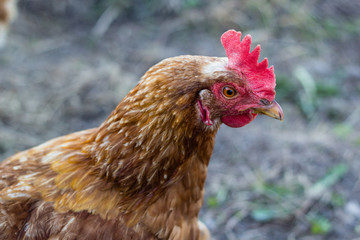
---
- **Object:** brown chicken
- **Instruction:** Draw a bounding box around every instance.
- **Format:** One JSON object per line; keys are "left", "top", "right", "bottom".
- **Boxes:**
{"left": 0, "top": 30, "right": 283, "bottom": 239}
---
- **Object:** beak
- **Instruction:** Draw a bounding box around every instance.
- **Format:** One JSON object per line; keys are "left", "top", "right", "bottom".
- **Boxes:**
{"left": 253, "top": 100, "right": 284, "bottom": 121}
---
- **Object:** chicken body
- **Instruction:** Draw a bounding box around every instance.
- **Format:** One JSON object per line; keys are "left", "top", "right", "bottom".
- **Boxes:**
{"left": 0, "top": 130, "right": 210, "bottom": 239}
{"left": 0, "top": 31, "right": 283, "bottom": 239}
{"left": 1, "top": 56, "right": 218, "bottom": 239}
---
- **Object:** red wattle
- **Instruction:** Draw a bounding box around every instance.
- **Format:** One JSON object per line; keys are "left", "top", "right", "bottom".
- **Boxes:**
{"left": 221, "top": 112, "right": 257, "bottom": 128}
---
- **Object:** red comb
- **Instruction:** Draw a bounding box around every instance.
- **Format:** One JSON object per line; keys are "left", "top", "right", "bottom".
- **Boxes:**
{"left": 221, "top": 30, "right": 276, "bottom": 100}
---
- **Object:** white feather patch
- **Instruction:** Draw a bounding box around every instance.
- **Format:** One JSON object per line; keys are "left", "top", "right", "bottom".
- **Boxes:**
{"left": 201, "top": 58, "right": 228, "bottom": 76}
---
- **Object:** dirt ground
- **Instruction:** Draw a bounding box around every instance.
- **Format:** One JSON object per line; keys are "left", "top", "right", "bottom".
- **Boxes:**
{"left": 1, "top": 0, "right": 360, "bottom": 239}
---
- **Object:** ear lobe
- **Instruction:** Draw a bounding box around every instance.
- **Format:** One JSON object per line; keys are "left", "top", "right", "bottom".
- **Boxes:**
{"left": 198, "top": 89, "right": 214, "bottom": 126}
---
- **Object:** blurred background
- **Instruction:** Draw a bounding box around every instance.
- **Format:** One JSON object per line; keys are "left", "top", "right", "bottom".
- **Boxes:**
{"left": 1, "top": 0, "right": 360, "bottom": 239}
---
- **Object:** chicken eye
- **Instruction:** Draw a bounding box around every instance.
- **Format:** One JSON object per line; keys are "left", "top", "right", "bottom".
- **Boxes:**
{"left": 222, "top": 86, "right": 237, "bottom": 98}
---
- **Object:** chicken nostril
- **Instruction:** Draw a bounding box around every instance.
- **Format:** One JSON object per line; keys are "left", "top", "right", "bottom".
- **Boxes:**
{"left": 260, "top": 99, "right": 271, "bottom": 105}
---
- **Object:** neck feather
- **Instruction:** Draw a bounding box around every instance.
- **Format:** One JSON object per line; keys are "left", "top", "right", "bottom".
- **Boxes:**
{"left": 87, "top": 56, "right": 221, "bottom": 214}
